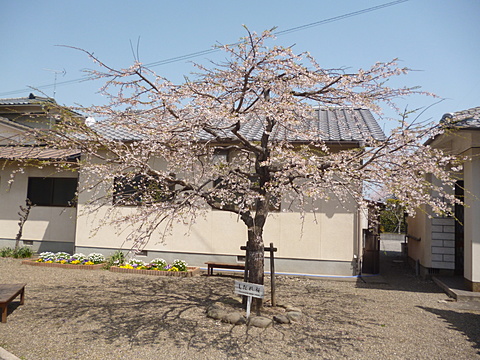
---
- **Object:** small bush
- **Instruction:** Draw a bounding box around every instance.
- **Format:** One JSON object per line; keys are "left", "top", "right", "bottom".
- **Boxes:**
{"left": 14, "top": 246, "right": 34, "bottom": 258}
{"left": 0, "top": 247, "right": 14, "bottom": 257}
{"left": 103, "top": 250, "right": 126, "bottom": 269}
{"left": 0, "top": 246, "right": 34, "bottom": 258}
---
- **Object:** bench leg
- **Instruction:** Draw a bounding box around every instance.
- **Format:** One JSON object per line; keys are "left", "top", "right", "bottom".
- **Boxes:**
{"left": 20, "top": 288, "right": 25, "bottom": 305}
{"left": 1, "top": 305, "right": 6, "bottom": 323}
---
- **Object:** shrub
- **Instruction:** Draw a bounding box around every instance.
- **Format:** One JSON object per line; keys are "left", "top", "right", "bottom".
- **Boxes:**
{"left": 103, "top": 250, "right": 125, "bottom": 269}
{"left": 0, "top": 247, "right": 14, "bottom": 258}
{"left": 14, "top": 246, "right": 34, "bottom": 258}
{"left": 0, "top": 247, "right": 34, "bottom": 258}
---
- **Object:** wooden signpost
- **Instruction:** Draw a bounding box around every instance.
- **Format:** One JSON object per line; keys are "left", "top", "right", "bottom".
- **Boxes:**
{"left": 234, "top": 280, "right": 264, "bottom": 318}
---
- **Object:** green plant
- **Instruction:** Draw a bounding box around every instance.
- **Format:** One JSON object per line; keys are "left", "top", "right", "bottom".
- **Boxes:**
{"left": 103, "top": 250, "right": 126, "bottom": 269}
{"left": 0, "top": 247, "right": 14, "bottom": 258}
{"left": 0, "top": 246, "right": 34, "bottom": 258}
{"left": 13, "top": 246, "right": 34, "bottom": 258}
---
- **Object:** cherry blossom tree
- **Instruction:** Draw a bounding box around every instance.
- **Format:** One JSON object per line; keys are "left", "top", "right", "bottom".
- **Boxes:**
{"left": 29, "top": 29, "right": 462, "bottom": 310}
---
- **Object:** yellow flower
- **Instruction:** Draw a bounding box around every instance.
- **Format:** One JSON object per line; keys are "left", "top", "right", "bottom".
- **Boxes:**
{"left": 60, "top": 260, "right": 67, "bottom": 264}
{"left": 168, "top": 266, "right": 179, "bottom": 272}
{"left": 71, "top": 260, "right": 81, "bottom": 265}
{"left": 84, "top": 261, "right": 94, "bottom": 265}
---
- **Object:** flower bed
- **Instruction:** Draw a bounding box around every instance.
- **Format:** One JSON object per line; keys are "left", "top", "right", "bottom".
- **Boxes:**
{"left": 21, "top": 252, "right": 105, "bottom": 270}
{"left": 21, "top": 260, "right": 105, "bottom": 270}
{"left": 110, "top": 265, "right": 200, "bottom": 277}
{"left": 109, "top": 258, "right": 199, "bottom": 277}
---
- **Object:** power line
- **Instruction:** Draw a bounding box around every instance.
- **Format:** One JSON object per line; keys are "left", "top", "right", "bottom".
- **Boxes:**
{"left": 0, "top": 0, "right": 409, "bottom": 98}
{"left": 275, "top": 0, "right": 409, "bottom": 36}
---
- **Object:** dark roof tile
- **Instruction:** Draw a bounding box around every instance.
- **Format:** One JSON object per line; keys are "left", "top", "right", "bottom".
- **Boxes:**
{"left": 90, "top": 107, "right": 385, "bottom": 143}
{"left": 441, "top": 106, "right": 480, "bottom": 129}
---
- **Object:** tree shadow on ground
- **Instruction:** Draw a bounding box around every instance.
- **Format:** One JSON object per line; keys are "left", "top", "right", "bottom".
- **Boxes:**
{"left": 419, "top": 306, "right": 480, "bottom": 354}
{"left": 27, "top": 273, "right": 379, "bottom": 359}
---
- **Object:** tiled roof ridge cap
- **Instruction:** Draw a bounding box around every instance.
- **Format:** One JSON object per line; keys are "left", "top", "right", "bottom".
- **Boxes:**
{"left": 313, "top": 105, "right": 369, "bottom": 110}
{"left": 441, "top": 106, "right": 480, "bottom": 125}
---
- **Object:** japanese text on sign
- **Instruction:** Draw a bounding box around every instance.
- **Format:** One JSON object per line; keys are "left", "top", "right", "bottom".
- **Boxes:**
{"left": 234, "top": 280, "right": 264, "bottom": 298}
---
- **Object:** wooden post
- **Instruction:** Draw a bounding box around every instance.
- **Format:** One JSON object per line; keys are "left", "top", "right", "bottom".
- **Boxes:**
{"left": 242, "top": 241, "right": 250, "bottom": 307}
{"left": 270, "top": 242, "right": 276, "bottom": 307}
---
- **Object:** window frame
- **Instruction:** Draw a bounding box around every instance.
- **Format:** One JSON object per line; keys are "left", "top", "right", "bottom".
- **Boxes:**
{"left": 27, "top": 177, "right": 78, "bottom": 207}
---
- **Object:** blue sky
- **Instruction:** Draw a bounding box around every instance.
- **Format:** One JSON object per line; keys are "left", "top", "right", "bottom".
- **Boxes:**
{"left": 1, "top": 0, "right": 478, "bottom": 127}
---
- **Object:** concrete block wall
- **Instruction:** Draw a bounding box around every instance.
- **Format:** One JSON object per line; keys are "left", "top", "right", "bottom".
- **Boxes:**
{"left": 430, "top": 217, "right": 455, "bottom": 270}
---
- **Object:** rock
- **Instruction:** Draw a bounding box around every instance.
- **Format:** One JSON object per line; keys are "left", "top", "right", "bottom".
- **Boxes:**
{"left": 223, "top": 312, "right": 246, "bottom": 325}
{"left": 286, "top": 311, "right": 302, "bottom": 322}
{"left": 248, "top": 316, "right": 273, "bottom": 328}
{"left": 273, "top": 314, "right": 290, "bottom": 324}
{"left": 285, "top": 305, "right": 302, "bottom": 313}
{"left": 207, "top": 308, "right": 228, "bottom": 320}
{"left": 207, "top": 303, "right": 225, "bottom": 312}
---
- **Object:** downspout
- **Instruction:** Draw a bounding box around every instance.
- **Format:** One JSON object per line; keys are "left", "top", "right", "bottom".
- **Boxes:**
{"left": 355, "top": 206, "right": 362, "bottom": 275}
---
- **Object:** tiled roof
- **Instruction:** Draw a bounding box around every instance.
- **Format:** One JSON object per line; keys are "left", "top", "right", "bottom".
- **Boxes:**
{"left": 441, "top": 106, "right": 480, "bottom": 129}
{"left": 0, "top": 146, "right": 80, "bottom": 160}
{"left": 91, "top": 108, "right": 385, "bottom": 144}
{"left": 89, "top": 122, "right": 144, "bottom": 141}
{"left": 0, "top": 116, "right": 32, "bottom": 131}
{"left": 0, "top": 94, "right": 53, "bottom": 106}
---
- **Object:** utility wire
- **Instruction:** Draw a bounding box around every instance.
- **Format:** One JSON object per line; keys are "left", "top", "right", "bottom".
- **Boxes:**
{"left": 0, "top": 0, "right": 409, "bottom": 98}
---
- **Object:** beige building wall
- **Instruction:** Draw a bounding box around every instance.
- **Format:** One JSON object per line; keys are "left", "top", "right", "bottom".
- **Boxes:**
{"left": 0, "top": 162, "right": 78, "bottom": 252}
{"left": 74, "top": 159, "right": 360, "bottom": 275}
{"left": 75, "top": 204, "right": 357, "bottom": 262}
{"left": 463, "top": 148, "right": 480, "bottom": 291}
{"left": 408, "top": 128, "right": 480, "bottom": 290}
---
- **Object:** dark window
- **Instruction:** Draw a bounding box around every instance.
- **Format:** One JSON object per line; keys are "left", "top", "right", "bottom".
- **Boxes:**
{"left": 113, "top": 174, "right": 175, "bottom": 206}
{"left": 27, "top": 177, "right": 77, "bottom": 207}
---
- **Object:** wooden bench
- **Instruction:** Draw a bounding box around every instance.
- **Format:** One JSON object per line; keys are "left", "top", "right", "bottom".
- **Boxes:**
{"left": 0, "top": 284, "right": 26, "bottom": 323}
{"left": 205, "top": 262, "right": 245, "bottom": 276}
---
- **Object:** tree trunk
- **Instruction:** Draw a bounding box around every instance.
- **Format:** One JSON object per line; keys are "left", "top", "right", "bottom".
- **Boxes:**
{"left": 245, "top": 197, "right": 269, "bottom": 314}
{"left": 15, "top": 200, "right": 32, "bottom": 250}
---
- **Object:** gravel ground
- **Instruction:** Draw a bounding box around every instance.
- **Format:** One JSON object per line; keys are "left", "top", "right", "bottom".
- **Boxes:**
{"left": 0, "top": 253, "right": 479, "bottom": 360}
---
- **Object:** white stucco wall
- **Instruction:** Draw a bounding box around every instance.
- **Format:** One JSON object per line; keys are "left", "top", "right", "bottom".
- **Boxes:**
{"left": 463, "top": 148, "right": 480, "bottom": 286}
{"left": 75, "top": 203, "right": 357, "bottom": 263}
{"left": 0, "top": 163, "right": 78, "bottom": 245}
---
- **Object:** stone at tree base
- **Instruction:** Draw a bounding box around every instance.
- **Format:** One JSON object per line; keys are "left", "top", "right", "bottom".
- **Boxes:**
{"left": 273, "top": 314, "right": 290, "bottom": 324}
{"left": 286, "top": 311, "right": 302, "bottom": 322}
{"left": 285, "top": 305, "right": 302, "bottom": 313}
{"left": 248, "top": 316, "right": 273, "bottom": 328}
{"left": 223, "top": 312, "right": 246, "bottom": 325}
{"left": 206, "top": 308, "right": 228, "bottom": 320}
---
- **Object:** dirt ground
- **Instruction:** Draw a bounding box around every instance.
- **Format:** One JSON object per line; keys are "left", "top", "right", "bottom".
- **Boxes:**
{"left": 0, "top": 253, "right": 479, "bottom": 360}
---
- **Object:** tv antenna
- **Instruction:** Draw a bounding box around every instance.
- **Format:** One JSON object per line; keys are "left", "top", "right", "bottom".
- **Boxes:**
{"left": 43, "top": 68, "right": 66, "bottom": 99}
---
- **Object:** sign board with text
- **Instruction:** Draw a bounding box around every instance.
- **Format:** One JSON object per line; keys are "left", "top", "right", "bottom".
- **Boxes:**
{"left": 234, "top": 280, "right": 264, "bottom": 299}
